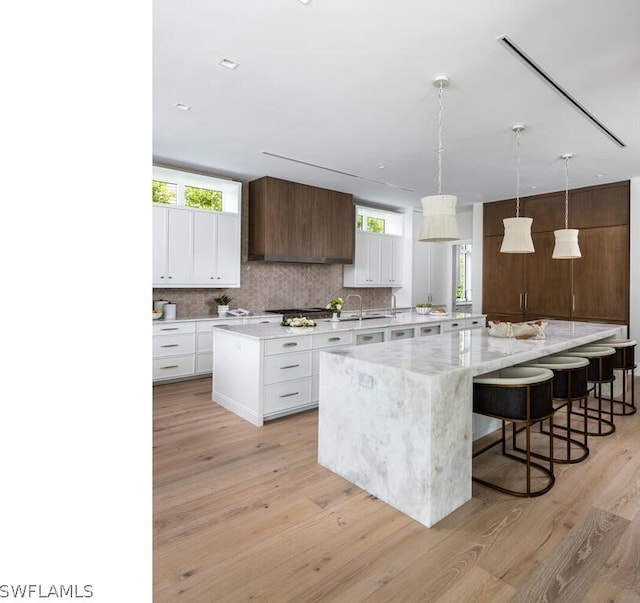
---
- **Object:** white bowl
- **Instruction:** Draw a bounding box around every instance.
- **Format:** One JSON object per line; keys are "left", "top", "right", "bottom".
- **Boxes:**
{"left": 415, "top": 306, "right": 432, "bottom": 315}
{"left": 152, "top": 311, "right": 163, "bottom": 320}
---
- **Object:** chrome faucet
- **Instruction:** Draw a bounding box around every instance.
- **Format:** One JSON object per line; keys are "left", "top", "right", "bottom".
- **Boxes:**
{"left": 346, "top": 293, "right": 363, "bottom": 321}
{"left": 390, "top": 294, "right": 397, "bottom": 317}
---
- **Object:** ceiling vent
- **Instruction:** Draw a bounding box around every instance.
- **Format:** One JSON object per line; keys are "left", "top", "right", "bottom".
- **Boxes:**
{"left": 261, "top": 151, "right": 414, "bottom": 191}
{"left": 498, "top": 35, "right": 626, "bottom": 148}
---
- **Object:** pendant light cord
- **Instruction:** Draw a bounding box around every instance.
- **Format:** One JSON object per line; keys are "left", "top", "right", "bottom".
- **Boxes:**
{"left": 515, "top": 127, "right": 521, "bottom": 218}
{"left": 436, "top": 80, "right": 444, "bottom": 195}
{"left": 564, "top": 155, "right": 570, "bottom": 228}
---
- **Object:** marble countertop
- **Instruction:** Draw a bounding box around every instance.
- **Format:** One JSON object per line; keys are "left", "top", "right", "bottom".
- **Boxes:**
{"left": 324, "top": 319, "right": 623, "bottom": 377}
{"left": 152, "top": 313, "right": 277, "bottom": 324}
{"left": 211, "top": 311, "right": 486, "bottom": 340}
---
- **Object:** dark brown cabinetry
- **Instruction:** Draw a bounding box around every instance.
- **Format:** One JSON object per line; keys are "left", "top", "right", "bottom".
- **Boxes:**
{"left": 248, "top": 176, "right": 354, "bottom": 263}
{"left": 483, "top": 181, "right": 629, "bottom": 325}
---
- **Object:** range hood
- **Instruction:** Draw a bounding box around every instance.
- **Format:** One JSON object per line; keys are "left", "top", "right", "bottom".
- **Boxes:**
{"left": 248, "top": 176, "right": 355, "bottom": 264}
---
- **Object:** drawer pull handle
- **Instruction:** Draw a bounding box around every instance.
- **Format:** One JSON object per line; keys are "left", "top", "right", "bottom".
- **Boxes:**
{"left": 452, "top": 323, "right": 459, "bottom": 327}
{"left": 160, "top": 327, "right": 179, "bottom": 331}
{"left": 328, "top": 337, "right": 341, "bottom": 342}
{"left": 161, "top": 344, "right": 180, "bottom": 348}
{"left": 279, "top": 392, "right": 299, "bottom": 398}
{"left": 423, "top": 328, "right": 432, "bottom": 333}
{"left": 280, "top": 364, "right": 300, "bottom": 370}
{"left": 283, "top": 342, "right": 298, "bottom": 347}
{"left": 394, "top": 331, "right": 405, "bottom": 337}
{"left": 160, "top": 365, "right": 179, "bottom": 369}
{"left": 260, "top": 321, "right": 269, "bottom": 323}
{"left": 362, "top": 336, "right": 373, "bottom": 341}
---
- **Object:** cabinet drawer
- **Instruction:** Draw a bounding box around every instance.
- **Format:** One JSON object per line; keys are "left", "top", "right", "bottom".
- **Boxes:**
{"left": 265, "top": 335, "right": 311, "bottom": 355}
{"left": 196, "top": 318, "right": 242, "bottom": 332}
{"left": 442, "top": 320, "right": 466, "bottom": 331}
{"left": 312, "top": 331, "right": 353, "bottom": 349}
{"left": 388, "top": 327, "right": 415, "bottom": 340}
{"left": 153, "top": 321, "right": 196, "bottom": 335}
{"left": 153, "top": 333, "right": 195, "bottom": 357}
{"left": 264, "top": 378, "right": 313, "bottom": 414}
{"left": 466, "top": 317, "right": 485, "bottom": 329}
{"left": 418, "top": 324, "right": 442, "bottom": 336}
{"left": 153, "top": 355, "right": 195, "bottom": 380}
{"left": 264, "top": 351, "right": 312, "bottom": 385}
{"left": 245, "top": 316, "right": 282, "bottom": 324}
{"left": 355, "top": 331, "right": 385, "bottom": 345}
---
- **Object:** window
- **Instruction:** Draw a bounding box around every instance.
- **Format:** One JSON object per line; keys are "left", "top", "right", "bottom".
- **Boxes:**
{"left": 152, "top": 166, "right": 240, "bottom": 213}
{"left": 355, "top": 205, "right": 402, "bottom": 235}
{"left": 454, "top": 244, "right": 472, "bottom": 302}
{"left": 152, "top": 180, "right": 177, "bottom": 205}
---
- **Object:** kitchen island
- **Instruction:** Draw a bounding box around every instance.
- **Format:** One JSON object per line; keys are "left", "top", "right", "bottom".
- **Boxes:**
{"left": 318, "top": 319, "right": 624, "bottom": 527}
{"left": 212, "top": 311, "right": 486, "bottom": 425}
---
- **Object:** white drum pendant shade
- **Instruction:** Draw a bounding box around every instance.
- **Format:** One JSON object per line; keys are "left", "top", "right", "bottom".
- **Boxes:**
{"left": 552, "top": 228, "right": 581, "bottom": 259}
{"left": 419, "top": 194, "right": 459, "bottom": 242}
{"left": 500, "top": 217, "right": 534, "bottom": 253}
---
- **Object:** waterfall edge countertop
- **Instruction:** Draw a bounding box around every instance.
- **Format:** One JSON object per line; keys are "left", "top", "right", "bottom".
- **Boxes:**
{"left": 318, "top": 319, "right": 624, "bottom": 528}
{"left": 212, "top": 310, "right": 485, "bottom": 339}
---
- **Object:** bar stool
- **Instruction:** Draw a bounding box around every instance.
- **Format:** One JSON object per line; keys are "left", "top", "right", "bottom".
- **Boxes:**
{"left": 591, "top": 338, "right": 636, "bottom": 416}
{"left": 520, "top": 355, "right": 590, "bottom": 464}
{"left": 563, "top": 345, "right": 616, "bottom": 437}
{"left": 473, "top": 366, "right": 555, "bottom": 497}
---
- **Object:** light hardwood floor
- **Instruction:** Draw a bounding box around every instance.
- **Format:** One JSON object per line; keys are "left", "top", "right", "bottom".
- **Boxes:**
{"left": 154, "top": 376, "right": 640, "bottom": 602}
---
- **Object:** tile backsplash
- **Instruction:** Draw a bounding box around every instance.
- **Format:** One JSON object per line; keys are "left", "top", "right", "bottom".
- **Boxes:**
{"left": 154, "top": 262, "right": 391, "bottom": 318}
{"left": 153, "top": 180, "right": 392, "bottom": 319}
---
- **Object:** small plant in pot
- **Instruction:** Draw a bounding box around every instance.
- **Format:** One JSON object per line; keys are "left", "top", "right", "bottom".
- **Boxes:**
{"left": 214, "top": 294, "right": 233, "bottom": 316}
{"left": 415, "top": 302, "right": 432, "bottom": 315}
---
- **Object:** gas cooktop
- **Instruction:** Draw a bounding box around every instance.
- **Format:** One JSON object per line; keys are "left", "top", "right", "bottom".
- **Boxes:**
{"left": 266, "top": 307, "right": 331, "bottom": 319}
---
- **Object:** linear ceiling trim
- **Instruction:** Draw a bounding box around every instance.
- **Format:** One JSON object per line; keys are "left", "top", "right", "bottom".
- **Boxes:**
{"left": 261, "top": 151, "right": 415, "bottom": 191}
{"left": 498, "top": 35, "right": 626, "bottom": 148}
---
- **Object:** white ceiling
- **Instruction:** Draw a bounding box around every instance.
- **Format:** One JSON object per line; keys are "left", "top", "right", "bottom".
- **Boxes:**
{"left": 153, "top": 0, "right": 640, "bottom": 211}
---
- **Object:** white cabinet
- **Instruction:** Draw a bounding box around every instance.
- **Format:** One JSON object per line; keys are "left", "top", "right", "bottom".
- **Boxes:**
{"left": 153, "top": 204, "right": 241, "bottom": 288}
{"left": 344, "top": 232, "right": 403, "bottom": 287}
{"left": 153, "top": 321, "right": 196, "bottom": 381}
{"left": 192, "top": 211, "right": 240, "bottom": 287}
{"left": 153, "top": 205, "right": 193, "bottom": 285}
{"left": 154, "top": 315, "right": 282, "bottom": 383}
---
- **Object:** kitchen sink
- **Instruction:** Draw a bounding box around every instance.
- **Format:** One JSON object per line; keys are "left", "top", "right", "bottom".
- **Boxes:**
{"left": 326, "top": 314, "right": 396, "bottom": 322}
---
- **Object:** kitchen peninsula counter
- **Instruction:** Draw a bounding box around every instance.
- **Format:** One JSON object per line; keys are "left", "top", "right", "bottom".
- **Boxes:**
{"left": 318, "top": 319, "right": 624, "bottom": 528}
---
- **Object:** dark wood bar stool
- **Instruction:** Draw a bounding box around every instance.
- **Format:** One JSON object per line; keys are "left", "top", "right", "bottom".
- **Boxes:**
{"left": 564, "top": 345, "right": 616, "bottom": 437}
{"left": 592, "top": 338, "right": 636, "bottom": 416}
{"left": 473, "top": 367, "right": 555, "bottom": 497}
{"left": 520, "top": 355, "right": 590, "bottom": 464}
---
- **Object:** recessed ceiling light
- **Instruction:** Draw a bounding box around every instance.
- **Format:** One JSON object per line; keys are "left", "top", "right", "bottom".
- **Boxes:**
{"left": 219, "top": 58, "right": 239, "bottom": 70}
{"left": 530, "top": 185, "right": 537, "bottom": 189}
{"left": 298, "top": 0, "right": 312, "bottom": 4}
{"left": 595, "top": 173, "right": 605, "bottom": 178}
{"left": 377, "top": 165, "right": 386, "bottom": 169}
{"left": 174, "top": 103, "right": 192, "bottom": 111}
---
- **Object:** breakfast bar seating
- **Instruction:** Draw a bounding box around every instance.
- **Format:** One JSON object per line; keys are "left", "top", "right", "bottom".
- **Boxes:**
{"left": 564, "top": 345, "right": 617, "bottom": 437}
{"left": 592, "top": 338, "right": 637, "bottom": 416}
{"left": 472, "top": 366, "right": 555, "bottom": 497}
{"left": 520, "top": 355, "right": 590, "bottom": 464}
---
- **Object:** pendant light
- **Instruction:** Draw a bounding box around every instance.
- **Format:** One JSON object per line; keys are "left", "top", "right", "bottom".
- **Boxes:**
{"left": 552, "top": 153, "right": 581, "bottom": 259}
{"left": 500, "top": 124, "right": 534, "bottom": 253}
{"left": 419, "top": 75, "right": 459, "bottom": 242}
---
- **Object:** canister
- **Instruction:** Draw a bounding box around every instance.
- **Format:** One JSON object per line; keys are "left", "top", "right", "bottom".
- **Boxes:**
{"left": 162, "top": 303, "right": 177, "bottom": 320}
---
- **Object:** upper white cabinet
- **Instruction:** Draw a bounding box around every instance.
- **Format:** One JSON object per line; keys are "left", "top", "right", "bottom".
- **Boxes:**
{"left": 192, "top": 211, "right": 240, "bottom": 286}
{"left": 152, "top": 166, "right": 242, "bottom": 288}
{"left": 344, "top": 232, "right": 403, "bottom": 287}
{"left": 153, "top": 205, "right": 241, "bottom": 288}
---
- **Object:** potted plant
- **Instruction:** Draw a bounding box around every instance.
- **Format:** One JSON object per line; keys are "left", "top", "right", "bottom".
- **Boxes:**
{"left": 326, "top": 297, "right": 343, "bottom": 321}
{"left": 214, "top": 294, "right": 232, "bottom": 316}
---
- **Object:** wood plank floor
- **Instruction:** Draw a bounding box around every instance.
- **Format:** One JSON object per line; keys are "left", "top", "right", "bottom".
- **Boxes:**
{"left": 153, "top": 376, "right": 640, "bottom": 602}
